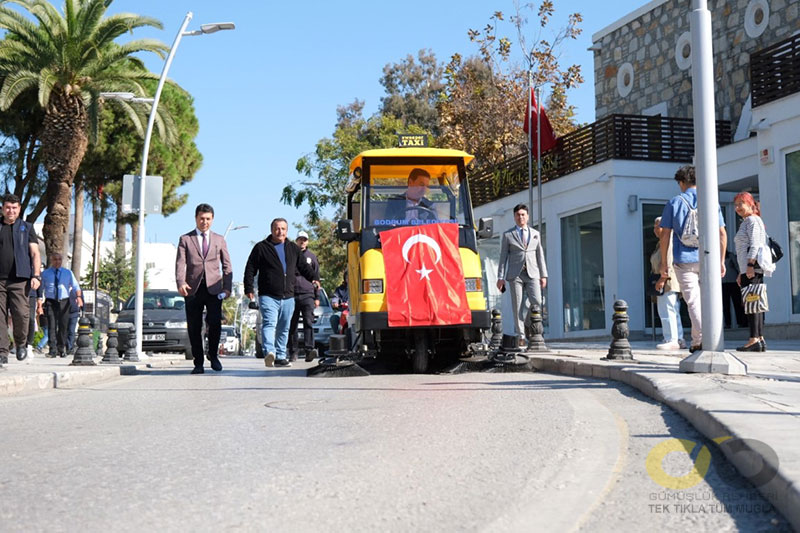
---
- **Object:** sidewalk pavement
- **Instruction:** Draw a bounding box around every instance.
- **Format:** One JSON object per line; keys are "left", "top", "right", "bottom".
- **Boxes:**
{"left": 0, "top": 351, "right": 188, "bottom": 397}
{"left": 2, "top": 340, "right": 799, "bottom": 529}
{"left": 528, "top": 338, "right": 800, "bottom": 531}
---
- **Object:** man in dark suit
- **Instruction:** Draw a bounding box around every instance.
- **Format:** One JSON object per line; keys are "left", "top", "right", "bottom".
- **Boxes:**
{"left": 497, "top": 203, "right": 548, "bottom": 347}
{"left": 175, "top": 203, "right": 233, "bottom": 374}
{"left": 385, "top": 168, "right": 437, "bottom": 224}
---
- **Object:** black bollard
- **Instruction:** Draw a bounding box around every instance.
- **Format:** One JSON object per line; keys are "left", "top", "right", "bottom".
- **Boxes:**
{"left": 122, "top": 324, "right": 140, "bottom": 362}
{"left": 101, "top": 325, "right": 122, "bottom": 364}
{"left": 605, "top": 300, "right": 634, "bottom": 360}
{"left": 489, "top": 309, "right": 503, "bottom": 351}
{"left": 70, "top": 316, "right": 97, "bottom": 366}
{"left": 525, "top": 304, "right": 548, "bottom": 352}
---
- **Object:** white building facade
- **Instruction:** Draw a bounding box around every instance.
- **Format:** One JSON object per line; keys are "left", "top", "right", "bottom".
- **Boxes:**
{"left": 473, "top": 0, "right": 800, "bottom": 339}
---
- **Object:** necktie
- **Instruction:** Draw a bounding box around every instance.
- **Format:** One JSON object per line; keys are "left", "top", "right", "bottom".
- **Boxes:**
{"left": 519, "top": 228, "right": 526, "bottom": 247}
{"left": 55, "top": 268, "right": 60, "bottom": 299}
{"left": 202, "top": 232, "right": 209, "bottom": 258}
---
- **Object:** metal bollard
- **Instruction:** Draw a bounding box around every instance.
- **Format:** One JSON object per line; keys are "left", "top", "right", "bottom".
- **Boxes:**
{"left": 525, "top": 304, "right": 548, "bottom": 352}
{"left": 101, "top": 325, "right": 122, "bottom": 364}
{"left": 70, "top": 316, "right": 97, "bottom": 366}
{"left": 606, "top": 300, "right": 634, "bottom": 360}
{"left": 122, "top": 324, "right": 140, "bottom": 362}
{"left": 489, "top": 309, "right": 503, "bottom": 351}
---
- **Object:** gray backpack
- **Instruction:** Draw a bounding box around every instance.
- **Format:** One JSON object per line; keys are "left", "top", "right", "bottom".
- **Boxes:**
{"left": 677, "top": 195, "right": 699, "bottom": 248}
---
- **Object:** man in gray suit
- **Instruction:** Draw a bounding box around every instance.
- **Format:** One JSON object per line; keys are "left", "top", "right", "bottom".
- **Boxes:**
{"left": 497, "top": 203, "right": 548, "bottom": 346}
{"left": 175, "top": 203, "right": 233, "bottom": 374}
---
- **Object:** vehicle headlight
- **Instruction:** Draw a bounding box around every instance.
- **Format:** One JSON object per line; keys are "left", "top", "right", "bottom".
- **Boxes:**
{"left": 164, "top": 320, "right": 187, "bottom": 329}
{"left": 362, "top": 279, "right": 384, "bottom": 294}
{"left": 465, "top": 278, "right": 483, "bottom": 292}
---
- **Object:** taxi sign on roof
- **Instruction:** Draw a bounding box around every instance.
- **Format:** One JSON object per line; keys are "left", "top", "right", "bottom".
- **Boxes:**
{"left": 398, "top": 134, "right": 428, "bottom": 147}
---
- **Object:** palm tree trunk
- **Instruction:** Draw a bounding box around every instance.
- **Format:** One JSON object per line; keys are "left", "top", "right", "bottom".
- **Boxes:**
{"left": 41, "top": 91, "right": 89, "bottom": 256}
{"left": 115, "top": 196, "right": 126, "bottom": 260}
{"left": 71, "top": 178, "right": 84, "bottom": 276}
{"left": 131, "top": 221, "right": 139, "bottom": 258}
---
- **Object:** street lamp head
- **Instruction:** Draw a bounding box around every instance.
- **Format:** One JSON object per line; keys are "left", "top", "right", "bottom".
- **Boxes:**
{"left": 100, "top": 92, "right": 136, "bottom": 100}
{"left": 200, "top": 22, "right": 236, "bottom": 34}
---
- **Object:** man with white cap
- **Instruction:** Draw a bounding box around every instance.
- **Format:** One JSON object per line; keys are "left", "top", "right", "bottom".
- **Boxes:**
{"left": 288, "top": 230, "right": 320, "bottom": 362}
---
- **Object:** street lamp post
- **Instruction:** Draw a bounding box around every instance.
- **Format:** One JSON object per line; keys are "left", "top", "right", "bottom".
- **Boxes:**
{"left": 679, "top": 0, "right": 746, "bottom": 375}
{"left": 132, "top": 13, "right": 234, "bottom": 354}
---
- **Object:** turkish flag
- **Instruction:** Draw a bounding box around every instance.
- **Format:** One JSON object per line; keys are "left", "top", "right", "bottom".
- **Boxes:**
{"left": 523, "top": 88, "right": 557, "bottom": 158}
{"left": 380, "top": 223, "right": 471, "bottom": 327}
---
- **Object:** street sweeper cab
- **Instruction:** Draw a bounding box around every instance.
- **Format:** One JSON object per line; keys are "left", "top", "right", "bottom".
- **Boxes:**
{"left": 335, "top": 141, "right": 494, "bottom": 372}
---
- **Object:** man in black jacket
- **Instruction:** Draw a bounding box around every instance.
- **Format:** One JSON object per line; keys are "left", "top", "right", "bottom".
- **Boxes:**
{"left": 287, "top": 230, "right": 320, "bottom": 362}
{"left": 244, "top": 218, "right": 319, "bottom": 368}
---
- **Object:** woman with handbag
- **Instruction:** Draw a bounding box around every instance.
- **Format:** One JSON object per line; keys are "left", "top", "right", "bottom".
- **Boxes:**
{"left": 650, "top": 217, "right": 686, "bottom": 350}
{"left": 733, "top": 192, "right": 775, "bottom": 352}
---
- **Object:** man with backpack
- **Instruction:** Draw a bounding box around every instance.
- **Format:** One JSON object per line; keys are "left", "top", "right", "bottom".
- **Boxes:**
{"left": 658, "top": 165, "right": 727, "bottom": 353}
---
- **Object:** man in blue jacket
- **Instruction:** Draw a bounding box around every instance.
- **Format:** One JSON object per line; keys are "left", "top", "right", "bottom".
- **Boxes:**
{"left": 0, "top": 194, "right": 42, "bottom": 365}
{"left": 244, "top": 219, "right": 319, "bottom": 368}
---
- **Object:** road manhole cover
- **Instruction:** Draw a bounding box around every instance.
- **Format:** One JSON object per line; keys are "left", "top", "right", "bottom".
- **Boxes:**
{"left": 264, "top": 399, "right": 377, "bottom": 412}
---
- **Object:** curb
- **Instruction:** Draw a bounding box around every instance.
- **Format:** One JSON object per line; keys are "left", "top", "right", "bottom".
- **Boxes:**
{"left": 0, "top": 359, "right": 185, "bottom": 398}
{"left": 528, "top": 353, "right": 800, "bottom": 531}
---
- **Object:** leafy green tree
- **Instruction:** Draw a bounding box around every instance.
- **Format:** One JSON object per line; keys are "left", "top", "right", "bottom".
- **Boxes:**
{"left": 0, "top": 88, "right": 46, "bottom": 219}
{"left": 438, "top": 7, "right": 583, "bottom": 167}
{"left": 78, "top": 80, "right": 202, "bottom": 258}
{"left": 84, "top": 250, "right": 136, "bottom": 304}
{"left": 295, "top": 218, "right": 347, "bottom": 295}
{"left": 0, "top": 0, "right": 168, "bottom": 255}
{"left": 379, "top": 50, "right": 444, "bottom": 135}
{"left": 282, "top": 100, "right": 430, "bottom": 221}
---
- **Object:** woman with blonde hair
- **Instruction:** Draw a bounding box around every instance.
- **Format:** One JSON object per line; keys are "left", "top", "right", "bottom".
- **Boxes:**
{"left": 733, "top": 192, "right": 775, "bottom": 351}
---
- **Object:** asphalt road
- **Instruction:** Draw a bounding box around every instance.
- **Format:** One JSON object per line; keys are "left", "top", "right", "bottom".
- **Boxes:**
{"left": 0, "top": 357, "right": 790, "bottom": 532}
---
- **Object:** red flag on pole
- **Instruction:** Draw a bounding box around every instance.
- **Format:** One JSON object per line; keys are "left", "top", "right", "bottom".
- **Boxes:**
{"left": 380, "top": 223, "right": 471, "bottom": 327}
{"left": 523, "top": 88, "right": 557, "bottom": 158}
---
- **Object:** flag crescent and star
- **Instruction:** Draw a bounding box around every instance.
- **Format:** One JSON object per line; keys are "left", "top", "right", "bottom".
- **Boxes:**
{"left": 380, "top": 223, "right": 471, "bottom": 327}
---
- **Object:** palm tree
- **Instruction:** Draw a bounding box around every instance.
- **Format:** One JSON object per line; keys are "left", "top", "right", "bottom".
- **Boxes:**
{"left": 0, "top": 0, "right": 168, "bottom": 255}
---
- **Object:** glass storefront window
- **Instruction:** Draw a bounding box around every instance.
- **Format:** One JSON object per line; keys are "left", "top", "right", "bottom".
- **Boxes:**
{"left": 561, "top": 208, "right": 605, "bottom": 331}
{"left": 787, "top": 151, "right": 800, "bottom": 314}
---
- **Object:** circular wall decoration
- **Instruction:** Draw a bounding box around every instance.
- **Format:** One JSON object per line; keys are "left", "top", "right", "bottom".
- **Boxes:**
{"left": 675, "top": 32, "right": 692, "bottom": 71}
{"left": 745, "top": 0, "right": 770, "bottom": 38}
{"left": 617, "top": 62, "right": 634, "bottom": 98}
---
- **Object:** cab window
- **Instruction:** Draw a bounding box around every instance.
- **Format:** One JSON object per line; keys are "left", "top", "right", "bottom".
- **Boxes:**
{"left": 365, "top": 163, "right": 467, "bottom": 228}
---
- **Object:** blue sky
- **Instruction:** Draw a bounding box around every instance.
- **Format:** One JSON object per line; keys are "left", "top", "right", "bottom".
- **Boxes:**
{"left": 100, "top": 0, "right": 646, "bottom": 279}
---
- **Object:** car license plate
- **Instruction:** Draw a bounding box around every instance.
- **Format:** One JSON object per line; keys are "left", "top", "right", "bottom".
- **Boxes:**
{"left": 143, "top": 334, "right": 165, "bottom": 341}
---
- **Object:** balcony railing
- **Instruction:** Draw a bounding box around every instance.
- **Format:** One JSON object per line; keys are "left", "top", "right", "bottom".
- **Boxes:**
{"left": 751, "top": 33, "right": 800, "bottom": 108}
{"left": 469, "top": 114, "right": 732, "bottom": 208}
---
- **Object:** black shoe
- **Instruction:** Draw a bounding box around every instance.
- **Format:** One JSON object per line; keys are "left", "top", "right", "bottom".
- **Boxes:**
{"left": 191, "top": 367, "right": 204, "bottom": 374}
{"left": 16, "top": 346, "right": 27, "bottom": 361}
{"left": 689, "top": 345, "right": 702, "bottom": 353}
{"left": 736, "top": 342, "right": 762, "bottom": 352}
{"left": 274, "top": 358, "right": 292, "bottom": 367}
{"left": 0, "top": 353, "right": 7, "bottom": 364}
{"left": 210, "top": 358, "right": 223, "bottom": 372}
{"left": 760, "top": 340, "right": 767, "bottom": 351}
{"left": 59, "top": 351, "right": 67, "bottom": 358}
{"left": 305, "top": 348, "right": 318, "bottom": 362}
{"left": 46, "top": 352, "right": 57, "bottom": 358}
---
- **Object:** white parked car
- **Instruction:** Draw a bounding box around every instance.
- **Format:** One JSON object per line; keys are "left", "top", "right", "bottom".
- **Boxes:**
{"left": 220, "top": 326, "right": 240, "bottom": 355}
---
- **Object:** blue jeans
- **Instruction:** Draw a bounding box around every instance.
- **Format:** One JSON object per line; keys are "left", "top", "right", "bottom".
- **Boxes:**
{"left": 260, "top": 296, "right": 295, "bottom": 360}
{"left": 37, "top": 326, "right": 48, "bottom": 350}
{"left": 656, "top": 291, "right": 684, "bottom": 343}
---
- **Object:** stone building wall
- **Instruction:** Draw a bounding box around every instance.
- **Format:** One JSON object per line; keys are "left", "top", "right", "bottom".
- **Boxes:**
{"left": 593, "top": 0, "right": 800, "bottom": 126}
